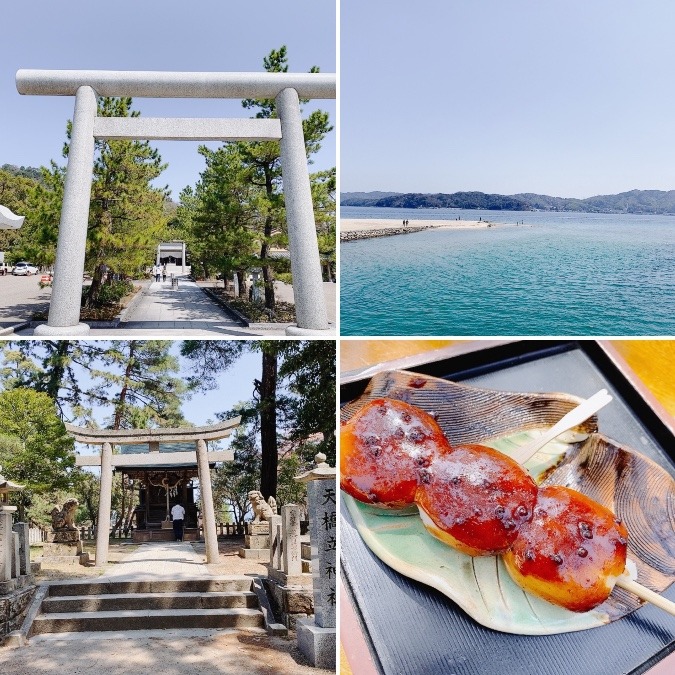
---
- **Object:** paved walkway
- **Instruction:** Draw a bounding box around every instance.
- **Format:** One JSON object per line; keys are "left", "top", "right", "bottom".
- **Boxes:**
{"left": 98, "top": 541, "right": 210, "bottom": 581}
{"left": 117, "top": 276, "right": 266, "bottom": 336}
{"left": 0, "top": 274, "right": 51, "bottom": 329}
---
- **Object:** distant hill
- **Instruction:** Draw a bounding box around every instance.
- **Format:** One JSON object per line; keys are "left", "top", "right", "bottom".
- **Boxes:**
{"left": 341, "top": 191, "right": 402, "bottom": 205}
{"left": 341, "top": 189, "right": 675, "bottom": 215}
{"left": 1, "top": 164, "right": 43, "bottom": 183}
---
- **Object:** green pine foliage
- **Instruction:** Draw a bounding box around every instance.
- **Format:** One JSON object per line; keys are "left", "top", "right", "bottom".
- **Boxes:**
{"left": 83, "top": 97, "right": 168, "bottom": 307}
{"left": 175, "top": 46, "right": 336, "bottom": 308}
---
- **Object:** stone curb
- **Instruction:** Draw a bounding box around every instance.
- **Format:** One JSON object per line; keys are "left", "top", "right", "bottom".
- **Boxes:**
{"left": 15, "top": 582, "right": 49, "bottom": 643}
{"left": 0, "top": 322, "right": 31, "bottom": 336}
{"left": 118, "top": 282, "right": 150, "bottom": 322}
{"left": 251, "top": 577, "right": 288, "bottom": 637}
{"left": 199, "top": 287, "right": 250, "bottom": 327}
{"left": 29, "top": 318, "right": 121, "bottom": 330}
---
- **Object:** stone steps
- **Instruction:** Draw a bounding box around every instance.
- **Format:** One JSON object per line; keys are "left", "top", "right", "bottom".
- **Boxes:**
{"left": 30, "top": 576, "right": 264, "bottom": 636}
{"left": 31, "top": 607, "right": 263, "bottom": 635}
{"left": 46, "top": 575, "right": 252, "bottom": 596}
{"left": 42, "top": 590, "right": 258, "bottom": 613}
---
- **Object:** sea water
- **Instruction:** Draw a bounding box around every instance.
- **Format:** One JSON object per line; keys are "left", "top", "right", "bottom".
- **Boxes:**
{"left": 340, "top": 207, "right": 675, "bottom": 335}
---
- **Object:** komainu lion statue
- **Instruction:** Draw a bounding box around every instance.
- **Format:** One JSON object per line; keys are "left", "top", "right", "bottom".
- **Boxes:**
{"left": 248, "top": 490, "right": 277, "bottom": 522}
{"left": 50, "top": 497, "right": 79, "bottom": 531}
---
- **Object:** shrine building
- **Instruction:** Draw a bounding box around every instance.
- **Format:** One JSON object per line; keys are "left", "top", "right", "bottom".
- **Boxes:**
{"left": 68, "top": 417, "right": 240, "bottom": 566}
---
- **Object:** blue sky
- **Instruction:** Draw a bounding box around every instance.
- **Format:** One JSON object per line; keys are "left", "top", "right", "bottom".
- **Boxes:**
{"left": 1, "top": 0, "right": 336, "bottom": 199}
{"left": 341, "top": 0, "right": 675, "bottom": 198}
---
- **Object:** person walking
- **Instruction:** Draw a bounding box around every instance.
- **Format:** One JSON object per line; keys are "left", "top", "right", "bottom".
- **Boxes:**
{"left": 171, "top": 502, "right": 185, "bottom": 542}
{"left": 162, "top": 264, "right": 167, "bottom": 282}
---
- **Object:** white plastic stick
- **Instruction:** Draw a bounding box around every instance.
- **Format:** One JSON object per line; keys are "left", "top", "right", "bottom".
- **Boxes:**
{"left": 511, "top": 389, "right": 613, "bottom": 465}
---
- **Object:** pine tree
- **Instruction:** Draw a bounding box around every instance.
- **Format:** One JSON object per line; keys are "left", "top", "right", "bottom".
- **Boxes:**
{"left": 82, "top": 97, "right": 168, "bottom": 306}
{"left": 237, "top": 46, "right": 334, "bottom": 309}
{"left": 181, "top": 339, "right": 335, "bottom": 498}
{"left": 187, "top": 144, "right": 259, "bottom": 292}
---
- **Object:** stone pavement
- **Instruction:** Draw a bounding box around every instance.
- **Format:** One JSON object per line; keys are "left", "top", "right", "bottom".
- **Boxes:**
{"left": 97, "top": 541, "right": 209, "bottom": 581}
{"left": 114, "top": 276, "right": 265, "bottom": 336}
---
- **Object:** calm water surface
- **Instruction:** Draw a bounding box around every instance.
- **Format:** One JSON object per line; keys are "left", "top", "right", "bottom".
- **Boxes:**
{"left": 340, "top": 207, "right": 675, "bottom": 335}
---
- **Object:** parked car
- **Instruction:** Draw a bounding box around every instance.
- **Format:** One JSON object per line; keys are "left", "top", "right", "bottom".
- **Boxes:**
{"left": 12, "top": 262, "right": 39, "bottom": 276}
{"left": 0, "top": 262, "right": 10, "bottom": 275}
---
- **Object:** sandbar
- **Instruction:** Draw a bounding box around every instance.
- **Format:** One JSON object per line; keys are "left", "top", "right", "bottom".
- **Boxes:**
{"left": 340, "top": 218, "right": 498, "bottom": 242}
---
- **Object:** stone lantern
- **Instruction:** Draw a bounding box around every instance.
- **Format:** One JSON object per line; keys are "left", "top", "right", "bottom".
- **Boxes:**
{"left": 0, "top": 466, "right": 24, "bottom": 583}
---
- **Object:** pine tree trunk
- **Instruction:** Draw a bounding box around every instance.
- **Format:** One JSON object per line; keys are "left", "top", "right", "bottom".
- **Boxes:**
{"left": 45, "top": 341, "right": 71, "bottom": 401}
{"left": 236, "top": 270, "right": 247, "bottom": 298}
{"left": 262, "top": 261, "right": 275, "bottom": 309}
{"left": 113, "top": 342, "right": 136, "bottom": 429}
{"left": 85, "top": 263, "right": 106, "bottom": 308}
{"left": 259, "top": 350, "right": 278, "bottom": 500}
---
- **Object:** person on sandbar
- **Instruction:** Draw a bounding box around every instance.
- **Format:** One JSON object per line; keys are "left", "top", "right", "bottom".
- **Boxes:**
{"left": 171, "top": 502, "right": 186, "bottom": 542}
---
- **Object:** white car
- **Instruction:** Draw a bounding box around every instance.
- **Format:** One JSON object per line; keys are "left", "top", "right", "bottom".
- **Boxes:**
{"left": 12, "top": 262, "right": 39, "bottom": 276}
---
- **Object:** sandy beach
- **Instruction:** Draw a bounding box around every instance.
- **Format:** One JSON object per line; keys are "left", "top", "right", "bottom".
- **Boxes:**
{"left": 341, "top": 218, "right": 494, "bottom": 232}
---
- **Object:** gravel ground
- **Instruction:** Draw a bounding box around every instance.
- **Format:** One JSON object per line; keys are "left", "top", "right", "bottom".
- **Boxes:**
{"left": 0, "top": 630, "right": 333, "bottom": 675}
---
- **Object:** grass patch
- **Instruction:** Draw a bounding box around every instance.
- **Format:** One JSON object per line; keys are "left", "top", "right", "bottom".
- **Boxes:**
{"left": 208, "top": 287, "right": 296, "bottom": 322}
{"left": 229, "top": 298, "right": 296, "bottom": 322}
{"left": 32, "top": 283, "right": 141, "bottom": 322}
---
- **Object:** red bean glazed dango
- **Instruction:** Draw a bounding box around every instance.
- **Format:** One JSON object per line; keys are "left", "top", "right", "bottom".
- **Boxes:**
{"left": 415, "top": 444, "right": 538, "bottom": 556}
{"left": 503, "top": 485, "right": 629, "bottom": 612}
{"left": 340, "top": 398, "right": 453, "bottom": 509}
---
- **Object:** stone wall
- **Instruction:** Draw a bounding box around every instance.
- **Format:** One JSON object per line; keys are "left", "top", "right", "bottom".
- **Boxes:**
{"left": 340, "top": 225, "right": 437, "bottom": 242}
{"left": 263, "top": 578, "right": 313, "bottom": 630}
{"left": 0, "top": 581, "right": 36, "bottom": 638}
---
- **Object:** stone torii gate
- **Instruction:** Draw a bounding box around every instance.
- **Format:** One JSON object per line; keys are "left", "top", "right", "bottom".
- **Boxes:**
{"left": 68, "top": 417, "right": 240, "bottom": 566}
{"left": 15, "top": 68, "right": 336, "bottom": 336}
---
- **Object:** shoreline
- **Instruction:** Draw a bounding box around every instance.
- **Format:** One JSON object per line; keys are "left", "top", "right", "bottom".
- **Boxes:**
{"left": 340, "top": 218, "right": 499, "bottom": 242}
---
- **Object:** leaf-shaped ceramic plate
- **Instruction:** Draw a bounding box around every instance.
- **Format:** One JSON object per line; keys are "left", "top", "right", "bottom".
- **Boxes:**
{"left": 341, "top": 370, "right": 675, "bottom": 635}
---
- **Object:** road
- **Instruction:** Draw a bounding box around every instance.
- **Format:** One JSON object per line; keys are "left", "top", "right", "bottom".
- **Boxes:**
{"left": 0, "top": 272, "right": 51, "bottom": 328}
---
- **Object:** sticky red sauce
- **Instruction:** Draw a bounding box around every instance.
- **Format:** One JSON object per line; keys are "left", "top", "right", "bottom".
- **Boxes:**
{"left": 504, "top": 486, "right": 628, "bottom": 612}
{"left": 340, "top": 398, "right": 453, "bottom": 507}
{"left": 415, "top": 444, "right": 538, "bottom": 555}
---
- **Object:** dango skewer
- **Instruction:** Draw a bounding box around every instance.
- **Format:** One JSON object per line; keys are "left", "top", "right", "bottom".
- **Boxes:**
{"left": 341, "top": 395, "right": 675, "bottom": 616}
{"left": 414, "top": 390, "right": 611, "bottom": 557}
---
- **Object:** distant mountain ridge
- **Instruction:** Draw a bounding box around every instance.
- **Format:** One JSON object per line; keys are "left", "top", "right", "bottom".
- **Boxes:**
{"left": 341, "top": 190, "right": 675, "bottom": 215}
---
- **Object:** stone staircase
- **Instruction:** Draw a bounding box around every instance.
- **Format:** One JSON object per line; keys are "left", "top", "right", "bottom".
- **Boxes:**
{"left": 29, "top": 576, "right": 264, "bottom": 636}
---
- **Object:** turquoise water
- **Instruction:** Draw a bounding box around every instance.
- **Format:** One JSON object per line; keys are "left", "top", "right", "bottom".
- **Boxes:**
{"left": 340, "top": 207, "right": 675, "bottom": 335}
